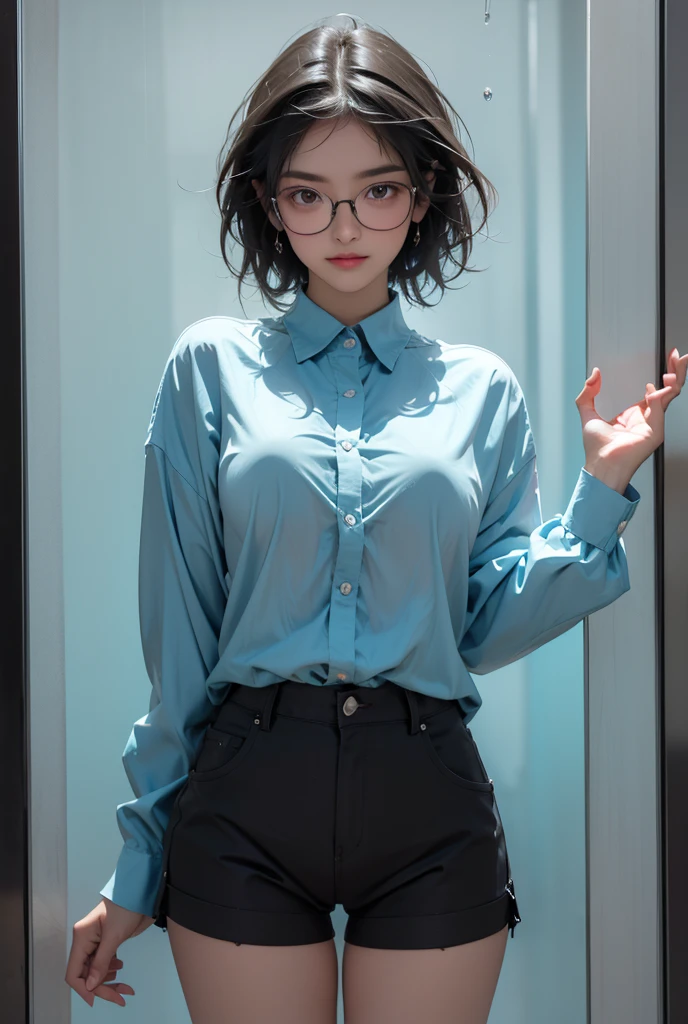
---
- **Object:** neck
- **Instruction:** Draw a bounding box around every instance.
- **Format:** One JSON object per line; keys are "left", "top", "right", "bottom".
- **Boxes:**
{"left": 304, "top": 271, "right": 391, "bottom": 326}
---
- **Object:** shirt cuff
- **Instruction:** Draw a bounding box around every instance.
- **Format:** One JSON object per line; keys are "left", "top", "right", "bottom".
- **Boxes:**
{"left": 561, "top": 467, "right": 641, "bottom": 555}
{"left": 99, "top": 845, "right": 162, "bottom": 918}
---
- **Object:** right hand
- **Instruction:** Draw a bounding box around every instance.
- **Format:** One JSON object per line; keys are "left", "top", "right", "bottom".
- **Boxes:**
{"left": 65, "top": 897, "right": 154, "bottom": 1008}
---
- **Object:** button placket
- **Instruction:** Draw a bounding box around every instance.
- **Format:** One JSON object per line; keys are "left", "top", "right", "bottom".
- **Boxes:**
{"left": 326, "top": 335, "right": 365, "bottom": 684}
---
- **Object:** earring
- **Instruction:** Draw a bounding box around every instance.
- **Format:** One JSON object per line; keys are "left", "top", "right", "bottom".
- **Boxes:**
{"left": 274, "top": 230, "right": 283, "bottom": 254}
{"left": 413, "top": 223, "right": 421, "bottom": 247}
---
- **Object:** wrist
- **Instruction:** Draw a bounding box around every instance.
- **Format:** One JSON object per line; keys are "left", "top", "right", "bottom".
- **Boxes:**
{"left": 583, "top": 460, "right": 631, "bottom": 495}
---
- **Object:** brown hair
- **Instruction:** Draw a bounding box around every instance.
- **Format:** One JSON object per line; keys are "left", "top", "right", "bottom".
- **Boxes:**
{"left": 215, "top": 14, "right": 498, "bottom": 314}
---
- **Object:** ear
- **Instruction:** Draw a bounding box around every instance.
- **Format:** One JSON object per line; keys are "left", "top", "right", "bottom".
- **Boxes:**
{"left": 251, "top": 178, "right": 282, "bottom": 232}
{"left": 411, "top": 169, "right": 436, "bottom": 223}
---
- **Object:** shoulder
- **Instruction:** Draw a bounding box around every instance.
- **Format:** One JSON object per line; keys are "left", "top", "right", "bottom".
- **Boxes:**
{"left": 171, "top": 314, "right": 264, "bottom": 365}
{"left": 163, "top": 313, "right": 289, "bottom": 380}
{"left": 408, "top": 335, "right": 526, "bottom": 405}
{"left": 159, "top": 314, "right": 269, "bottom": 401}
{"left": 145, "top": 316, "right": 253, "bottom": 450}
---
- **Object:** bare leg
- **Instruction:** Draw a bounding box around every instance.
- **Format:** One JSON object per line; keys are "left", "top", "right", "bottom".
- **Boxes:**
{"left": 166, "top": 916, "right": 338, "bottom": 1024}
{"left": 342, "top": 924, "right": 509, "bottom": 1024}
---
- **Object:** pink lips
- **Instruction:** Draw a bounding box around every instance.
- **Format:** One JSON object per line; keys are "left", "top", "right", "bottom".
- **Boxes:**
{"left": 326, "top": 256, "right": 369, "bottom": 268}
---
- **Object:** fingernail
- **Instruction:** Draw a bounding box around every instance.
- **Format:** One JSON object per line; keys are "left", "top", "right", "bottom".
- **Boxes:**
{"left": 86, "top": 973, "right": 97, "bottom": 991}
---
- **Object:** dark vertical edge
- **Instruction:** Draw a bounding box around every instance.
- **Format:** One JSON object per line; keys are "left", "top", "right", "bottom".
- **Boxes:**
{"left": 662, "top": 0, "right": 688, "bottom": 1021}
{"left": 657, "top": 5, "right": 667, "bottom": 1024}
{"left": 0, "top": 0, "right": 28, "bottom": 1020}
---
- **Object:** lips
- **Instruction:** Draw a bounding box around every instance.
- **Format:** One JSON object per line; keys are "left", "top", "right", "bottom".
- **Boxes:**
{"left": 326, "top": 256, "right": 369, "bottom": 266}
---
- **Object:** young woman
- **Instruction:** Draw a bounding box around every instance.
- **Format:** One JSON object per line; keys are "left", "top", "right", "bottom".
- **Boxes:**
{"left": 65, "top": 15, "right": 686, "bottom": 1024}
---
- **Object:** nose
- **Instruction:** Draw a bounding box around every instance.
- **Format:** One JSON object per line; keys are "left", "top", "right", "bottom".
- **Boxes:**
{"left": 331, "top": 200, "right": 360, "bottom": 231}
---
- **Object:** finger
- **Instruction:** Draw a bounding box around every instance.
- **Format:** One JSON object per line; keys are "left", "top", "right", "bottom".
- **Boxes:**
{"left": 70, "top": 976, "right": 96, "bottom": 1008}
{"left": 77, "top": 956, "right": 134, "bottom": 1002}
{"left": 649, "top": 381, "right": 675, "bottom": 411}
{"left": 662, "top": 372, "right": 682, "bottom": 403}
{"left": 575, "top": 367, "right": 602, "bottom": 427}
{"left": 85, "top": 940, "right": 120, "bottom": 993}
{"left": 84, "top": 981, "right": 134, "bottom": 1008}
{"left": 645, "top": 386, "right": 668, "bottom": 432}
{"left": 667, "top": 352, "right": 688, "bottom": 385}
{"left": 85, "top": 952, "right": 124, "bottom": 975}
{"left": 65, "top": 928, "right": 100, "bottom": 1005}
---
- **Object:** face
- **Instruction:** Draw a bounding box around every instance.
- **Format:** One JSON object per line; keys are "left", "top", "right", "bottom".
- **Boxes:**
{"left": 251, "top": 118, "right": 435, "bottom": 304}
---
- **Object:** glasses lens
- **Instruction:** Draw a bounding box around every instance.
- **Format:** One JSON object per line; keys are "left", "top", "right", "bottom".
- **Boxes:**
{"left": 275, "top": 182, "right": 413, "bottom": 234}
{"left": 354, "top": 182, "right": 413, "bottom": 230}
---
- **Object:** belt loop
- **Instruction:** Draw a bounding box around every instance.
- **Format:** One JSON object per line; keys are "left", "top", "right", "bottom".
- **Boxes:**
{"left": 404, "top": 688, "right": 420, "bottom": 735}
{"left": 259, "top": 682, "right": 280, "bottom": 731}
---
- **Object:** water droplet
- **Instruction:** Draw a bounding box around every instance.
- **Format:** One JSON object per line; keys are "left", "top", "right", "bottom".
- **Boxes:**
{"left": 483, "top": 87, "right": 493, "bottom": 102}
{"left": 484, "top": 0, "right": 491, "bottom": 23}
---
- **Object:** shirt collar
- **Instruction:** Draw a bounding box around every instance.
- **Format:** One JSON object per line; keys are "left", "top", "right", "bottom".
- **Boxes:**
{"left": 282, "top": 284, "right": 413, "bottom": 372}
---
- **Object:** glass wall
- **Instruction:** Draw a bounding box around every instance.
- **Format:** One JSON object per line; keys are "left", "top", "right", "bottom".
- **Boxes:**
{"left": 24, "top": 2, "right": 590, "bottom": 1021}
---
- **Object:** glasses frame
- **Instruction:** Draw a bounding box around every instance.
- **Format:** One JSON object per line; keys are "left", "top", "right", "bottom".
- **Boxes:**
{"left": 270, "top": 181, "right": 418, "bottom": 235}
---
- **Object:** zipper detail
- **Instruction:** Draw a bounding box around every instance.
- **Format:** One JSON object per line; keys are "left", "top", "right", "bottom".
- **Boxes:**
{"left": 505, "top": 877, "right": 521, "bottom": 938}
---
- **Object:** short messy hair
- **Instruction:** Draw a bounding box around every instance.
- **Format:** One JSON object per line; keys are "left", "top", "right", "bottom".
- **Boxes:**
{"left": 215, "top": 14, "right": 498, "bottom": 313}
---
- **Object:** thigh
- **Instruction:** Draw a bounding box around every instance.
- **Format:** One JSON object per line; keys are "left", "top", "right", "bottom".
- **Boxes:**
{"left": 167, "top": 917, "right": 339, "bottom": 1024}
{"left": 342, "top": 925, "right": 509, "bottom": 1024}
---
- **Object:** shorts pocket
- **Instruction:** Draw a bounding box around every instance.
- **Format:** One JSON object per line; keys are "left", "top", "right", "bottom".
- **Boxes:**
{"left": 191, "top": 700, "right": 261, "bottom": 782}
{"left": 418, "top": 705, "right": 494, "bottom": 793}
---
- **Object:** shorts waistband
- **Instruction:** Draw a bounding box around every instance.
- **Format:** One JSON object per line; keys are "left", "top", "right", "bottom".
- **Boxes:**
{"left": 217, "top": 680, "right": 462, "bottom": 736}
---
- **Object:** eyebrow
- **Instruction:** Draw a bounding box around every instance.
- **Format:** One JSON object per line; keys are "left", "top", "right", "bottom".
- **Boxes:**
{"left": 279, "top": 163, "right": 407, "bottom": 183}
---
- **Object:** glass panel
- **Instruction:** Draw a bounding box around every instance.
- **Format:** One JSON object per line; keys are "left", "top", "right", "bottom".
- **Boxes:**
{"left": 23, "top": 3, "right": 587, "bottom": 1021}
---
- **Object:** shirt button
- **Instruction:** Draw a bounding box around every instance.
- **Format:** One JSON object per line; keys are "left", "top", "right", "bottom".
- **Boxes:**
{"left": 341, "top": 441, "right": 353, "bottom": 451}
{"left": 339, "top": 582, "right": 352, "bottom": 595}
{"left": 336, "top": 672, "right": 348, "bottom": 680}
{"left": 344, "top": 513, "right": 356, "bottom": 526}
{"left": 343, "top": 337, "right": 357, "bottom": 349}
{"left": 617, "top": 520, "right": 628, "bottom": 535}
{"left": 343, "top": 389, "right": 356, "bottom": 398}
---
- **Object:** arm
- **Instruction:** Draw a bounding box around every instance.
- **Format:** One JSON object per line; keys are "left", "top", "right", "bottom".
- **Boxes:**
{"left": 458, "top": 373, "right": 641, "bottom": 676}
{"left": 99, "top": 337, "right": 228, "bottom": 916}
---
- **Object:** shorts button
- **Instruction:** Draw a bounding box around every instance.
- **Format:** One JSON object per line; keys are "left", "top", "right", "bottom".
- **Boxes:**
{"left": 343, "top": 696, "right": 360, "bottom": 716}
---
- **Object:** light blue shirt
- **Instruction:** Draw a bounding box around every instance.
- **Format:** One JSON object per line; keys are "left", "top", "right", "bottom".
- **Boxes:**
{"left": 100, "top": 284, "right": 641, "bottom": 916}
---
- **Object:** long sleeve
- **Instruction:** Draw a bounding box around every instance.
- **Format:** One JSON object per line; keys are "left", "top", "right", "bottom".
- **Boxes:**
{"left": 458, "top": 374, "right": 641, "bottom": 676}
{"left": 99, "top": 337, "right": 228, "bottom": 916}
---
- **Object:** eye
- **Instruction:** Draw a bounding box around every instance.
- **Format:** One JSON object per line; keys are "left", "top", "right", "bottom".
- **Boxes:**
{"left": 286, "top": 188, "right": 322, "bottom": 206}
{"left": 365, "top": 183, "right": 403, "bottom": 201}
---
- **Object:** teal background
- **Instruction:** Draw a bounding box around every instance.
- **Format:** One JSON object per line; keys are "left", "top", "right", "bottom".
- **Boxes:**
{"left": 50, "top": 2, "right": 587, "bottom": 1020}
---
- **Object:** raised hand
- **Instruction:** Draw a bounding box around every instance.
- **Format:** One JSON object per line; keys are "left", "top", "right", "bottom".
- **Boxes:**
{"left": 574, "top": 346, "right": 688, "bottom": 493}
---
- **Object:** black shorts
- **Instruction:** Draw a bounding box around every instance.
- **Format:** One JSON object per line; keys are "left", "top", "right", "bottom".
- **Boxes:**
{"left": 152, "top": 680, "right": 521, "bottom": 949}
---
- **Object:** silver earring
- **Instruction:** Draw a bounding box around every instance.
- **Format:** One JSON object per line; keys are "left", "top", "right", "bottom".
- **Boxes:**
{"left": 413, "top": 223, "right": 421, "bottom": 247}
{"left": 274, "top": 230, "right": 283, "bottom": 254}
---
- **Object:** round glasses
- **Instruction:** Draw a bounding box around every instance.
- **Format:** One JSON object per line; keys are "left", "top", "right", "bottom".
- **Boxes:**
{"left": 270, "top": 181, "right": 417, "bottom": 235}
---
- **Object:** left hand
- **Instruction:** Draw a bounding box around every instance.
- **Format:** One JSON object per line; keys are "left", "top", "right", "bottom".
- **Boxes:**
{"left": 574, "top": 346, "right": 688, "bottom": 493}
